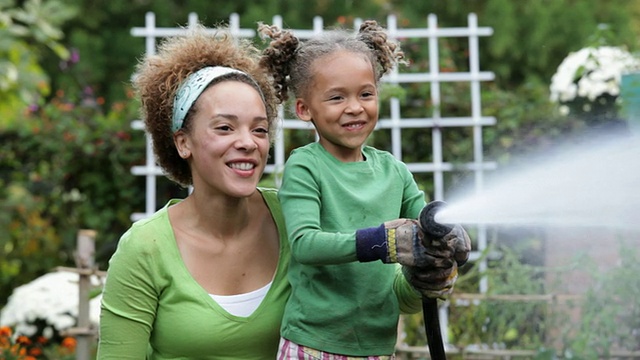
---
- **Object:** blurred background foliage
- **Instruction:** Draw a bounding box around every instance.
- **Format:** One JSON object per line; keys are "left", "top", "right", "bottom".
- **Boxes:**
{"left": 2, "top": 0, "right": 640, "bottom": 356}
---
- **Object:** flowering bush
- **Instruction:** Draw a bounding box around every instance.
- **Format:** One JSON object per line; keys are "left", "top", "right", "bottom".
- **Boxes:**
{"left": 0, "top": 272, "right": 103, "bottom": 341}
{"left": 0, "top": 325, "right": 77, "bottom": 360}
{"left": 0, "top": 83, "right": 145, "bottom": 307}
{"left": 549, "top": 46, "right": 640, "bottom": 119}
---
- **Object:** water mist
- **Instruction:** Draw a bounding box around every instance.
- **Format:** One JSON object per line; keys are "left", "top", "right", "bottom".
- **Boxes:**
{"left": 436, "top": 133, "right": 640, "bottom": 232}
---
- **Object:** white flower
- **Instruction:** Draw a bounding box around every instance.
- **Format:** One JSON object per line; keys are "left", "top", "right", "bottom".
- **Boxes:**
{"left": 0, "top": 271, "right": 104, "bottom": 336}
{"left": 550, "top": 46, "right": 640, "bottom": 104}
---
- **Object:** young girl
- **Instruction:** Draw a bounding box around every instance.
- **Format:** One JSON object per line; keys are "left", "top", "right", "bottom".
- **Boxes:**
{"left": 259, "top": 20, "right": 470, "bottom": 358}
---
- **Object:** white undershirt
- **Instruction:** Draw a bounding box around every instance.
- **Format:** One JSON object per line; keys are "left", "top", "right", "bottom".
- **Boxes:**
{"left": 209, "top": 281, "right": 272, "bottom": 317}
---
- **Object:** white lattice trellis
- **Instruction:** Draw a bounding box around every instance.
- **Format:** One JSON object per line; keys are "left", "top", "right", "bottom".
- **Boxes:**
{"left": 129, "top": 11, "right": 496, "bottom": 345}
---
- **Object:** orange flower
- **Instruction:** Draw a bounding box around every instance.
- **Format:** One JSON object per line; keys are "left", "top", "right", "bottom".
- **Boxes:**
{"left": 29, "top": 346, "right": 42, "bottom": 356}
{"left": 61, "top": 337, "right": 76, "bottom": 350}
{"left": 112, "top": 102, "right": 125, "bottom": 112}
{"left": 16, "top": 335, "right": 31, "bottom": 346}
{"left": 36, "top": 336, "right": 48, "bottom": 344}
{"left": 61, "top": 103, "right": 75, "bottom": 111}
{"left": 63, "top": 132, "right": 75, "bottom": 142}
{"left": 0, "top": 326, "right": 12, "bottom": 337}
{"left": 9, "top": 343, "right": 20, "bottom": 355}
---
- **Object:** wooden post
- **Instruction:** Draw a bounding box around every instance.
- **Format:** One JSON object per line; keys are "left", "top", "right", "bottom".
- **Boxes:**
{"left": 75, "top": 229, "right": 96, "bottom": 360}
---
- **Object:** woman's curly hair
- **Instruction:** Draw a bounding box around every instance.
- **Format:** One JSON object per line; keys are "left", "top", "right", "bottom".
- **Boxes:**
{"left": 259, "top": 19, "right": 405, "bottom": 103}
{"left": 133, "top": 24, "right": 278, "bottom": 187}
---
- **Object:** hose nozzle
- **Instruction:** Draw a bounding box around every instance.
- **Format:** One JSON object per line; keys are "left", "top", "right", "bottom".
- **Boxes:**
{"left": 419, "top": 200, "right": 454, "bottom": 238}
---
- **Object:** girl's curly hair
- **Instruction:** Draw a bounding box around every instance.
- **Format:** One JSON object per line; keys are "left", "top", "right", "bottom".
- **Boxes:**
{"left": 259, "top": 19, "right": 405, "bottom": 103}
{"left": 133, "top": 24, "right": 278, "bottom": 187}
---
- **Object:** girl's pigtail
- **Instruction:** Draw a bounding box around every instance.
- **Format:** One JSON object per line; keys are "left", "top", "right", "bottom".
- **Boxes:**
{"left": 358, "top": 20, "right": 405, "bottom": 78}
{"left": 258, "top": 23, "right": 299, "bottom": 103}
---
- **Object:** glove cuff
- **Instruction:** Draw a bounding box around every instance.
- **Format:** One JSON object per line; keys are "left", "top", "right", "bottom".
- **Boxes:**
{"left": 355, "top": 224, "right": 388, "bottom": 262}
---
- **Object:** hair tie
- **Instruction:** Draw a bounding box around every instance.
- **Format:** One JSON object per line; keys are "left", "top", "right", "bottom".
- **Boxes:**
{"left": 172, "top": 66, "right": 262, "bottom": 132}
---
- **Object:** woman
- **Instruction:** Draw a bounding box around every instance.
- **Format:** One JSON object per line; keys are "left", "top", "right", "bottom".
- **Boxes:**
{"left": 97, "top": 24, "right": 288, "bottom": 359}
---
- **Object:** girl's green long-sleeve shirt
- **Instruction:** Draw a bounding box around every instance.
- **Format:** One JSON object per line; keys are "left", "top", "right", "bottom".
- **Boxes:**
{"left": 278, "top": 143, "right": 426, "bottom": 356}
{"left": 97, "top": 188, "right": 290, "bottom": 360}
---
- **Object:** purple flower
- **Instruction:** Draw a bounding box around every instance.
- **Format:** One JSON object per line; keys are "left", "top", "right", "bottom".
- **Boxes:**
{"left": 70, "top": 48, "right": 80, "bottom": 64}
{"left": 58, "top": 48, "right": 80, "bottom": 70}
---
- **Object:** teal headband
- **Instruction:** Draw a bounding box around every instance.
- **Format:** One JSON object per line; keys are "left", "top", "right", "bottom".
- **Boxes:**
{"left": 171, "top": 66, "right": 260, "bottom": 132}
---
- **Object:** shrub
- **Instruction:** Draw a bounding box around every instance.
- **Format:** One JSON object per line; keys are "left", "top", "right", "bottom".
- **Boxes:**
{"left": 0, "top": 85, "right": 145, "bottom": 307}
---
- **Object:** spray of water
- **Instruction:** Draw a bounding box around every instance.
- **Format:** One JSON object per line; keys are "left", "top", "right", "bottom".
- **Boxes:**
{"left": 436, "top": 133, "right": 640, "bottom": 231}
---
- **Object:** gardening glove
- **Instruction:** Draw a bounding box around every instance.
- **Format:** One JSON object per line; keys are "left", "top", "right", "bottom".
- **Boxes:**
{"left": 406, "top": 221, "right": 471, "bottom": 298}
{"left": 421, "top": 223, "right": 471, "bottom": 267}
{"left": 356, "top": 219, "right": 435, "bottom": 267}
{"left": 402, "top": 263, "right": 458, "bottom": 298}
